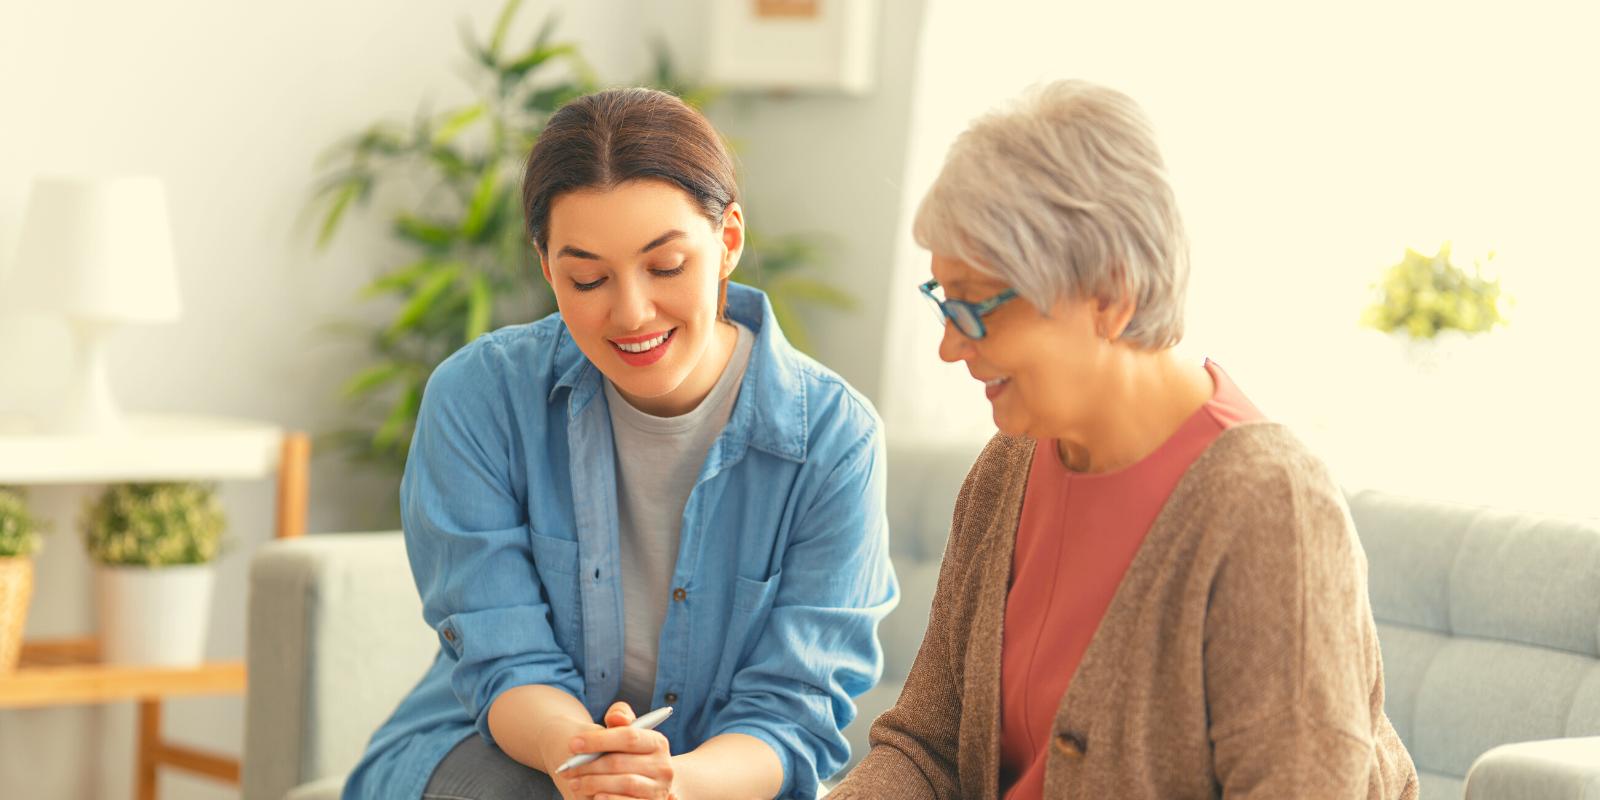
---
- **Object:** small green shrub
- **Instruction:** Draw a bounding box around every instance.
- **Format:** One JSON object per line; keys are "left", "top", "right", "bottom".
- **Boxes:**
{"left": 1362, "top": 242, "right": 1506, "bottom": 339}
{"left": 81, "top": 483, "right": 227, "bottom": 567}
{"left": 0, "top": 487, "right": 43, "bottom": 558}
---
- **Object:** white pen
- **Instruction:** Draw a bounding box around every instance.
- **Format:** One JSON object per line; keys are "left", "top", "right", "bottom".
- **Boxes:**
{"left": 554, "top": 705, "right": 674, "bottom": 774}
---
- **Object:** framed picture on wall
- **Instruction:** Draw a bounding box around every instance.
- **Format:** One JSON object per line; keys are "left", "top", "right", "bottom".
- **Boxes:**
{"left": 707, "top": 0, "right": 880, "bottom": 95}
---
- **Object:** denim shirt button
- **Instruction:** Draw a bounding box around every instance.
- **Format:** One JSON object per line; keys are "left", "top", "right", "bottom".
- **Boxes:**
{"left": 442, "top": 627, "right": 456, "bottom": 643}
{"left": 672, "top": 587, "right": 687, "bottom": 602}
{"left": 664, "top": 692, "right": 678, "bottom": 704}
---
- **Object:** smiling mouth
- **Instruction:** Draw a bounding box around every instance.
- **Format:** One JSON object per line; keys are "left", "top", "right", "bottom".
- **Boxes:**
{"left": 610, "top": 328, "right": 676, "bottom": 353}
{"left": 982, "top": 375, "right": 1010, "bottom": 400}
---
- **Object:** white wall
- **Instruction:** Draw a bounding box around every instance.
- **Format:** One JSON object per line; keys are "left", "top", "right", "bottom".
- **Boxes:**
{"left": 0, "top": 2, "right": 649, "bottom": 798}
{"left": 700, "top": 0, "right": 929, "bottom": 399}
{"left": 879, "top": 0, "right": 1600, "bottom": 517}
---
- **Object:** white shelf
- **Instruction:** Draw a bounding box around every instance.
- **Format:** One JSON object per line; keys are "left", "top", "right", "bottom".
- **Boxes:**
{"left": 0, "top": 413, "right": 285, "bottom": 484}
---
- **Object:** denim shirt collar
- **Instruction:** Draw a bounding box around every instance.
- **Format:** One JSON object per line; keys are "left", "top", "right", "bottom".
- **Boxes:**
{"left": 549, "top": 283, "right": 808, "bottom": 463}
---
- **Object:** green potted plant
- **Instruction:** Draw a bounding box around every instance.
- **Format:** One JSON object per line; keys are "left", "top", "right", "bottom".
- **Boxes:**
{"left": 308, "top": 0, "right": 852, "bottom": 478}
{"left": 81, "top": 482, "right": 226, "bottom": 666}
{"left": 1361, "top": 242, "right": 1507, "bottom": 371}
{"left": 0, "top": 486, "right": 44, "bottom": 672}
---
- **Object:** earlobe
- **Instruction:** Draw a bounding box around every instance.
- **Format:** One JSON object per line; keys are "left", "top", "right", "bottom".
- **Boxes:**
{"left": 719, "top": 203, "right": 745, "bottom": 279}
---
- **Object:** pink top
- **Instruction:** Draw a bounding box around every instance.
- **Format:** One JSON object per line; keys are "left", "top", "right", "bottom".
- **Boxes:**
{"left": 999, "top": 360, "right": 1264, "bottom": 799}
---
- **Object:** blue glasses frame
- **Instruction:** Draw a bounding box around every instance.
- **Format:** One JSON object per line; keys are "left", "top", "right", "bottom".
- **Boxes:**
{"left": 919, "top": 279, "right": 1019, "bottom": 340}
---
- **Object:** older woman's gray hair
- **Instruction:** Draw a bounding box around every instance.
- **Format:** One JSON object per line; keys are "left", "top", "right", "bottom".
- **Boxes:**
{"left": 914, "top": 80, "right": 1189, "bottom": 349}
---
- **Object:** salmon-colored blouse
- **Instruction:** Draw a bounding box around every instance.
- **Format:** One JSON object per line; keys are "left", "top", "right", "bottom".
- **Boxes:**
{"left": 999, "top": 360, "right": 1264, "bottom": 799}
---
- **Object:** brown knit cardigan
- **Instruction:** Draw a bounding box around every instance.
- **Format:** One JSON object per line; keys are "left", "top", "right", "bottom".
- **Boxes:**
{"left": 830, "top": 424, "right": 1417, "bottom": 799}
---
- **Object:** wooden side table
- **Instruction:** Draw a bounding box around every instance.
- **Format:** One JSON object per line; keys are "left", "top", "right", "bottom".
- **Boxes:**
{"left": 0, "top": 413, "right": 310, "bottom": 800}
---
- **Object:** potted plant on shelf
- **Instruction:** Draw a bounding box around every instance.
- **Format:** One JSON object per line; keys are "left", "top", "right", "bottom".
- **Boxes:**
{"left": 0, "top": 486, "right": 44, "bottom": 672}
{"left": 1361, "top": 242, "right": 1507, "bottom": 371}
{"left": 81, "top": 482, "right": 226, "bottom": 666}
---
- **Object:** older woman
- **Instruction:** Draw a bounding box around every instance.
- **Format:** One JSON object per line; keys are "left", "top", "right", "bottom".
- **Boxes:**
{"left": 831, "top": 81, "right": 1418, "bottom": 799}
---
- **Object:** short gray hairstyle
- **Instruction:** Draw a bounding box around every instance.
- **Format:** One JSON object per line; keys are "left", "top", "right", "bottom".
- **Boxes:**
{"left": 914, "top": 80, "right": 1189, "bottom": 349}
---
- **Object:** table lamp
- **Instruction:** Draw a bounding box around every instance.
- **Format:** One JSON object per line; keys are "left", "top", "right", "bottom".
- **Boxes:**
{"left": 1, "top": 176, "right": 182, "bottom": 434}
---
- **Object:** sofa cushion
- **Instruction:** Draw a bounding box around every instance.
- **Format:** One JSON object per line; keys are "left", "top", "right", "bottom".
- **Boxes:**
{"left": 879, "top": 560, "right": 942, "bottom": 682}
{"left": 1418, "top": 770, "right": 1464, "bottom": 799}
{"left": 1350, "top": 490, "right": 1468, "bottom": 634}
{"left": 885, "top": 440, "right": 984, "bottom": 562}
{"left": 1354, "top": 489, "right": 1600, "bottom": 791}
{"left": 1352, "top": 489, "right": 1600, "bottom": 655}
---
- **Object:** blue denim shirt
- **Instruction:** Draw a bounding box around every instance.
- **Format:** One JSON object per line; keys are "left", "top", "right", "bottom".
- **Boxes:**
{"left": 344, "top": 284, "right": 898, "bottom": 800}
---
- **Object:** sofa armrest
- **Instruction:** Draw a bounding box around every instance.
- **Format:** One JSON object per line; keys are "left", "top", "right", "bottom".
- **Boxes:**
{"left": 242, "top": 532, "right": 437, "bottom": 800}
{"left": 1465, "top": 737, "right": 1600, "bottom": 800}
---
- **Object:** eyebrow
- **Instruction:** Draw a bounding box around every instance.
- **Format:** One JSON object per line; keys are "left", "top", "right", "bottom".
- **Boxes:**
{"left": 638, "top": 229, "right": 686, "bottom": 254}
{"left": 556, "top": 244, "right": 601, "bottom": 260}
{"left": 555, "top": 229, "right": 687, "bottom": 261}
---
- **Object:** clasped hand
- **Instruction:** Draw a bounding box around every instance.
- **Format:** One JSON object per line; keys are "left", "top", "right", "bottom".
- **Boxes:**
{"left": 555, "top": 702, "right": 678, "bottom": 800}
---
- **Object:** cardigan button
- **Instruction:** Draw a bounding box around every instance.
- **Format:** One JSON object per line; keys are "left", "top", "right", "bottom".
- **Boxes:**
{"left": 1053, "top": 731, "right": 1087, "bottom": 759}
{"left": 664, "top": 692, "right": 679, "bottom": 704}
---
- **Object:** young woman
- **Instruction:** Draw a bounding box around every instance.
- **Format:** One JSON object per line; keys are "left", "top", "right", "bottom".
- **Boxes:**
{"left": 344, "top": 88, "right": 898, "bottom": 800}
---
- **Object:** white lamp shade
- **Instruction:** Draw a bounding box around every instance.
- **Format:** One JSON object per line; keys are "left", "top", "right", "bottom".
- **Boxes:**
{"left": 5, "top": 176, "right": 182, "bottom": 323}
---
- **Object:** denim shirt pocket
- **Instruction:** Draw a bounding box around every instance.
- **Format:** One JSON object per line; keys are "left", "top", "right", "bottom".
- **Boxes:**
{"left": 528, "top": 529, "right": 581, "bottom": 640}
{"left": 712, "top": 570, "right": 783, "bottom": 699}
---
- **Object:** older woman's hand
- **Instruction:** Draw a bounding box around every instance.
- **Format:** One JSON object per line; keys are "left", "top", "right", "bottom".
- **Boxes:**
{"left": 563, "top": 702, "right": 678, "bottom": 800}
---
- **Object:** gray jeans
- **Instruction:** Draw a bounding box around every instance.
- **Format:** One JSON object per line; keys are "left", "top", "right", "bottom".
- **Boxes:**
{"left": 423, "top": 733, "right": 559, "bottom": 800}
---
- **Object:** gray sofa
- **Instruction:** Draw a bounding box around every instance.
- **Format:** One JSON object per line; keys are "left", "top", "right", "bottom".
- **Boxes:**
{"left": 242, "top": 441, "right": 1600, "bottom": 799}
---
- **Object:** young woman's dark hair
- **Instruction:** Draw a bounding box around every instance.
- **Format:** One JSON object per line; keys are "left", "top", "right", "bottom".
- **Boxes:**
{"left": 522, "top": 87, "right": 740, "bottom": 313}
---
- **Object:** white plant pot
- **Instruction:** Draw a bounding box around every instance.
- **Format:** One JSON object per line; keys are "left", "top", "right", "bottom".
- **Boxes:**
{"left": 95, "top": 563, "right": 215, "bottom": 666}
{"left": 1394, "top": 329, "right": 1474, "bottom": 375}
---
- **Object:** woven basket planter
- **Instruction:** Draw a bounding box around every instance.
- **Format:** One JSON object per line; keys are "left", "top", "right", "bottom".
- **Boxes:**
{"left": 0, "top": 556, "right": 34, "bottom": 672}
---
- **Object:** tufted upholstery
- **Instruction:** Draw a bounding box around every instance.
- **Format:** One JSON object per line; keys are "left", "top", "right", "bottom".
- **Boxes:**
{"left": 1350, "top": 489, "right": 1600, "bottom": 796}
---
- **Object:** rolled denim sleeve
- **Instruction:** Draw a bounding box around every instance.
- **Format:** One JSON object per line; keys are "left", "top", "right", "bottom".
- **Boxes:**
{"left": 710, "top": 425, "right": 899, "bottom": 798}
{"left": 401, "top": 339, "right": 585, "bottom": 742}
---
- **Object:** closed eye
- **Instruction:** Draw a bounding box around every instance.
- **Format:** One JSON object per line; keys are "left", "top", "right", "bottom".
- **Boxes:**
{"left": 572, "top": 276, "right": 607, "bottom": 292}
{"left": 651, "top": 265, "right": 686, "bottom": 278}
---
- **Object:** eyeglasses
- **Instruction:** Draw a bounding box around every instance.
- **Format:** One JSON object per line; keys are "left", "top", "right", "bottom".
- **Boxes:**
{"left": 919, "top": 279, "right": 1019, "bottom": 340}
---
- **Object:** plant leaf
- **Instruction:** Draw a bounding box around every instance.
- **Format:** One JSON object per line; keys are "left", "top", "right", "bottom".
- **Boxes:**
{"left": 433, "top": 104, "right": 486, "bottom": 146}
{"left": 394, "top": 215, "right": 458, "bottom": 249}
{"left": 361, "top": 258, "right": 438, "bottom": 298}
{"left": 531, "top": 11, "right": 560, "bottom": 50}
{"left": 428, "top": 144, "right": 474, "bottom": 177}
{"left": 487, "top": 0, "right": 524, "bottom": 60}
{"left": 459, "top": 171, "right": 501, "bottom": 240}
{"left": 373, "top": 381, "right": 421, "bottom": 451}
{"left": 461, "top": 18, "right": 494, "bottom": 68}
{"left": 317, "top": 181, "right": 363, "bottom": 249}
{"left": 340, "top": 362, "right": 407, "bottom": 399}
{"left": 525, "top": 83, "right": 582, "bottom": 113}
{"left": 503, "top": 43, "right": 576, "bottom": 81}
{"left": 466, "top": 273, "right": 493, "bottom": 341}
{"left": 390, "top": 262, "right": 462, "bottom": 336}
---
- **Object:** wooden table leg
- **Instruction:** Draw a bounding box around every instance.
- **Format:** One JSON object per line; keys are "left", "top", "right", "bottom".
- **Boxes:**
{"left": 137, "top": 699, "right": 161, "bottom": 800}
{"left": 275, "top": 431, "right": 311, "bottom": 540}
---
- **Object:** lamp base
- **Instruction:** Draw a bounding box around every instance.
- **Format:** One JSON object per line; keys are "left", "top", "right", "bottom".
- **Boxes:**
{"left": 53, "top": 318, "right": 124, "bottom": 435}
